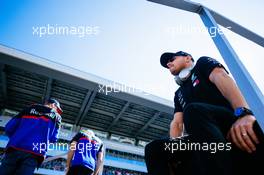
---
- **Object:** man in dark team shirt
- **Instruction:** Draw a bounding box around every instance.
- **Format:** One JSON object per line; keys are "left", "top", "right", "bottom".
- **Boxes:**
{"left": 0, "top": 98, "right": 62, "bottom": 175}
{"left": 66, "top": 129, "right": 104, "bottom": 175}
{"left": 145, "top": 51, "right": 264, "bottom": 175}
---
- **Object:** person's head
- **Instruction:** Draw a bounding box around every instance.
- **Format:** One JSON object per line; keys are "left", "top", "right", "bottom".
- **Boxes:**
{"left": 80, "top": 129, "right": 95, "bottom": 138}
{"left": 160, "top": 51, "right": 194, "bottom": 75}
{"left": 45, "top": 98, "right": 63, "bottom": 114}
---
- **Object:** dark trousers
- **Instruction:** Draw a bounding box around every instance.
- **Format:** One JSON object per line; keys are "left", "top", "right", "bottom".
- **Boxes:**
{"left": 145, "top": 137, "right": 193, "bottom": 175}
{"left": 145, "top": 103, "right": 264, "bottom": 175}
{"left": 0, "top": 150, "right": 38, "bottom": 175}
{"left": 67, "top": 165, "right": 94, "bottom": 175}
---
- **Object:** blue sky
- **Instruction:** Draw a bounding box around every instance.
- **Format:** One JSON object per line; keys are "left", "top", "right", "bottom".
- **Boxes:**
{"left": 0, "top": 0, "right": 263, "bottom": 101}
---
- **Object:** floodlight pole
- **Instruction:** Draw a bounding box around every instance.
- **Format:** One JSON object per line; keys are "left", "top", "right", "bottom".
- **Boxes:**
{"left": 148, "top": 0, "right": 264, "bottom": 132}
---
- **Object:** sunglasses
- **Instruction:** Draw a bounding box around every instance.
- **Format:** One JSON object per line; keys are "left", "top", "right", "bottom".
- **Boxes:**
{"left": 168, "top": 56, "right": 177, "bottom": 63}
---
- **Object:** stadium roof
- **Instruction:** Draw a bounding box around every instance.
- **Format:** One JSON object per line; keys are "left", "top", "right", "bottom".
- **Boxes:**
{"left": 0, "top": 44, "right": 174, "bottom": 141}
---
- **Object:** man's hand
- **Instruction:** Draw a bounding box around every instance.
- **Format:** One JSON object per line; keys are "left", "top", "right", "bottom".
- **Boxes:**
{"left": 170, "top": 112, "right": 184, "bottom": 138}
{"left": 227, "top": 115, "right": 259, "bottom": 153}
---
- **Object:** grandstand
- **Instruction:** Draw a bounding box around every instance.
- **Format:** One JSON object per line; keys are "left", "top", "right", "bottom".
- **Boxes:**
{"left": 0, "top": 44, "right": 175, "bottom": 175}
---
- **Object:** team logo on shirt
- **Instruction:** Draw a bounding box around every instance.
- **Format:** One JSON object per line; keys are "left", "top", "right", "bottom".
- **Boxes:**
{"left": 191, "top": 73, "right": 200, "bottom": 87}
{"left": 178, "top": 90, "right": 186, "bottom": 109}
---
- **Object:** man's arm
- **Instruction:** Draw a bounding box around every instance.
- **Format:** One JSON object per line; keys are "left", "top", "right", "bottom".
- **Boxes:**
{"left": 209, "top": 67, "right": 259, "bottom": 153}
{"left": 66, "top": 141, "right": 76, "bottom": 173}
{"left": 93, "top": 151, "right": 104, "bottom": 175}
{"left": 170, "top": 112, "right": 184, "bottom": 138}
{"left": 209, "top": 67, "right": 248, "bottom": 109}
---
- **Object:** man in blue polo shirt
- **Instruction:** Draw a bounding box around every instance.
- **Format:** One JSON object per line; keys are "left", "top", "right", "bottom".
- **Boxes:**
{"left": 0, "top": 98, "right": 62, "bottom": 175}
{"left": 66, "top": 129, "right": 104, "bottom": 175}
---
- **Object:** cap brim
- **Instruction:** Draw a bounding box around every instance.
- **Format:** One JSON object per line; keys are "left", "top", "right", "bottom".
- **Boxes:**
{"left": 160, "top": 52, "right": 175, "bottom": 68}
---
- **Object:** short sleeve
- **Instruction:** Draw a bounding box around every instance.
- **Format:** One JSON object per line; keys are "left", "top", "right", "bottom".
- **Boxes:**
{"left": 98, "top": 144, "right": 103, "bottom": 153}
{"left": 174, "top": 90, "right": 183, "bottom": 114}
{"left": 70, "top": 133, "right": 83, "bottom": 143}
{"left": 196, "top": 57, "right": 229, "bottom": 79}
